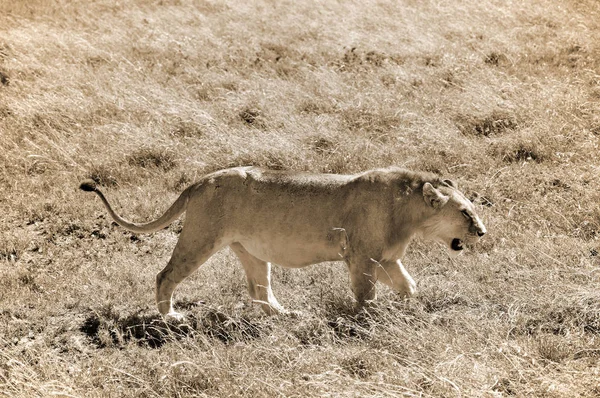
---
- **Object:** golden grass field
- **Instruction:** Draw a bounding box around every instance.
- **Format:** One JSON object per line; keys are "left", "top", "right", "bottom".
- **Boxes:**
{"left": 1, "top": 0, "right": 600, "bottom": 396}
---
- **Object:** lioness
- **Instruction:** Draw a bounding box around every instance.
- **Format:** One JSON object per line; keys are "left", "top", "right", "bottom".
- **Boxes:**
{"left": 80, "top": 166, "right": 486, "bottom": 319}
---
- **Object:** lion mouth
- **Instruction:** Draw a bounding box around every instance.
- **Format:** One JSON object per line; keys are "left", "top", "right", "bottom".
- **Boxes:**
{"left": 451, "top": 238, "right": 464, "bottom": 251}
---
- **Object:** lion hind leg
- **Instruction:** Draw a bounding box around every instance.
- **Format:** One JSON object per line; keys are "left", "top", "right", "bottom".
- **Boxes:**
{"left": 156, "top": 233, "right": 225, "bottom": 319}
{"left": 230, "top": 243, "right": 286, "bottom": 315}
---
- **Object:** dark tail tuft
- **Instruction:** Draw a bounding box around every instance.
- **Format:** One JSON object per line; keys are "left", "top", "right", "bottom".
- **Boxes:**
{"left": 79, "top": 179, "right": 98, "bottom": 192}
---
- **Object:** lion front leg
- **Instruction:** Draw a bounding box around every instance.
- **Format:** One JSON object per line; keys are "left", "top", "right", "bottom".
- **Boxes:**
{"left": 375, "top": 259, "right": 416, "bottom": 298}
{"left": 346, "top": 259, "right": 378, "bottom": 306}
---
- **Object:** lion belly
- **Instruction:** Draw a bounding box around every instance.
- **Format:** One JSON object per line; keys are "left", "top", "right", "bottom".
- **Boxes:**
{"left": 236, "top": 234, "right": 343, "bottom": 268}
{"left": 232, "top": 205, "right": 348, "bottom": 267}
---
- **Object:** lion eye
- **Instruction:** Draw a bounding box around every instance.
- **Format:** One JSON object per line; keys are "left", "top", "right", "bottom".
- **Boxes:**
{"left": 461, "top": 210, "right": 470, "bottom": 220}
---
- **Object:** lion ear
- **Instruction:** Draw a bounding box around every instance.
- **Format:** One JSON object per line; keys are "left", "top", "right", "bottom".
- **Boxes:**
{"left": 423, "top": 182, "right": 449, "bottom": 209}
{"left": 443, "top": 179, "right": 457, "bottom": 189}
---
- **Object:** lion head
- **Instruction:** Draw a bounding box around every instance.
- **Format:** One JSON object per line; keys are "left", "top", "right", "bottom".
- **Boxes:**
{"left": 420, "top": 180, "right": 486, "bottom": 253}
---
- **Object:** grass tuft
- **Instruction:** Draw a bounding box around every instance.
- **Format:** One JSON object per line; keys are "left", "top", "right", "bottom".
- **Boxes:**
{"left": 309, "top": 136, "right": 337, "bottom": 155}
{"left": 536, "top": 334, "right": 572, "bottom": 363}
{"left": 171, "top": 119, "right": 205, "bottom": 138}
{"left": 86, "top": 164, "right": 121, "bottom": 187}
{"left": 484, "top": 51, "right": 508, "bottom": 66}
{"left": 127, "top": 147, "right": 177, "bottom": 171}
{"left": 493, "top": 141, "right": 547, "bottom": 163}
{"left": 228, "top": 151, "right": 289, "bottom": 171}
{"left": 0, "top": 70, "right": 9, "bottom": 86}
{"left": 340, "top": 354, "right": 374, "bottom": 379}
{"left": 239, "top": 107, "right": 264, "bottom": 127}
{"left": 455, "top": 111, "right": 519, "bottom": 137}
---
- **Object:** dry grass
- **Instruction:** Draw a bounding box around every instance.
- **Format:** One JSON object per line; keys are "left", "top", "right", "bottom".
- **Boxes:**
{"left": 1, "top": 0, "right": 600, "bottom": 396}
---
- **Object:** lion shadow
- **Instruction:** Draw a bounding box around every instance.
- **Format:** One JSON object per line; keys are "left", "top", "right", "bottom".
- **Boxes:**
{"left": 79, "top": 301, "right": 267, "bottom": 349}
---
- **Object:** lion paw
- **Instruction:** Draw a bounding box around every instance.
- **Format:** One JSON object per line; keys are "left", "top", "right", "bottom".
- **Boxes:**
{"left": 284, "top": 309, "right": 303, "bottom": 319}
{"left": 164, "top": 311, "right": 186, "bottom": 322}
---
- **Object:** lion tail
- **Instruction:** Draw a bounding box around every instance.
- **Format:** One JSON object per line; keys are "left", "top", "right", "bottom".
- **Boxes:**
{"left": 79, "top": 180, "right": 190, "bottom": 234}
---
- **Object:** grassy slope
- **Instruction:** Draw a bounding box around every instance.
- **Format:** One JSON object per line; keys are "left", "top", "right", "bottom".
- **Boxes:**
{"left": 1, "top": 0, "right": 600, "bottom": 396}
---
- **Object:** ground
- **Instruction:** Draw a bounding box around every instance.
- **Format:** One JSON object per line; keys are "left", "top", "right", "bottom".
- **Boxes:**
{"left": 1, "top": 0, "right": 600, "bottom": 396}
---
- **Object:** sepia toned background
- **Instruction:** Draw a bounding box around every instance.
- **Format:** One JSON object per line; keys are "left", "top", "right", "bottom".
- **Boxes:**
{"left": 1, "top": 0, "right": 599, "bottom": 396}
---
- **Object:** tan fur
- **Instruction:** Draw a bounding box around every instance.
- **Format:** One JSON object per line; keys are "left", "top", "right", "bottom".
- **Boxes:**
{"left": 80, "top": 166, "right": 486, "bottom": 319}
